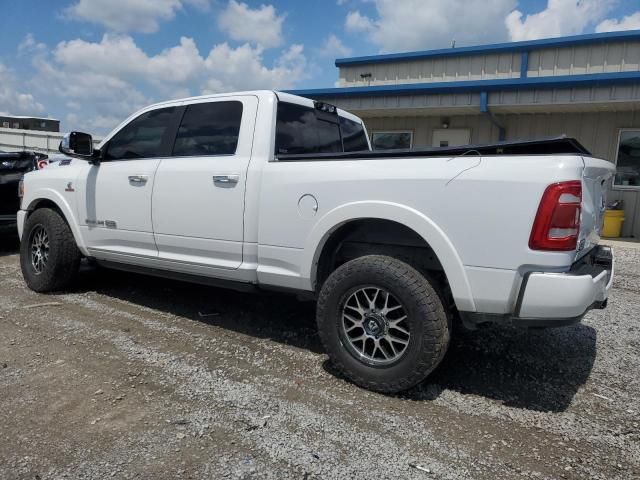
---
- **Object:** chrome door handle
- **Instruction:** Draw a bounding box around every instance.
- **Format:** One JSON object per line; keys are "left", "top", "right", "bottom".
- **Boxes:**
{"left": 128, "top": 175, "right": 148, "bottom": 184}
{"left": 213, "top": 174, "right": 239, "bottom": 185}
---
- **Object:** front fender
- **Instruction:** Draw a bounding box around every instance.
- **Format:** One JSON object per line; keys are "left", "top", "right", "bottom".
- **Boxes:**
{"left": 24, "top": 188, "right": 88, "bottom": 256}
{"left": 302, "top": 201, "right": 476, "bottom": 312}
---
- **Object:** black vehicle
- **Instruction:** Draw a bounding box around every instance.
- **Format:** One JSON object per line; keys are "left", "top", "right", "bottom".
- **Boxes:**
{"left": 0, "top": 151, "right": 48, "bottom": 226}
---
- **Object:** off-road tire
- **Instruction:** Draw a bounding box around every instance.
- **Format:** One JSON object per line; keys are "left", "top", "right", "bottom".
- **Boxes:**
{"left": 316, "top": 255, "right": 450, "bottom": 393}
{"left": 20, "top": 208, "right": 81, "bottom": 292}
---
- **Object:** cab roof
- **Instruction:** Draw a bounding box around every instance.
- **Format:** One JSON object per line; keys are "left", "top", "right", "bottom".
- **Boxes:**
{"left": 145, "top": 90, "right": 363, "bottom": 124}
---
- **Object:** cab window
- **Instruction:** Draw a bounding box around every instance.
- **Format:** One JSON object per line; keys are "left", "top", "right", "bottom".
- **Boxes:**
{"left": 172, "top": 101, "right": 243, "bottom": 157}
{"left": 275, "top": 102, "right": 342, "bottom": 155}
{"left": 340, "top": 116, "right": 369, "bottom": 152}
{"left": 104, "top": 107, "right": 177, "bottom": 160}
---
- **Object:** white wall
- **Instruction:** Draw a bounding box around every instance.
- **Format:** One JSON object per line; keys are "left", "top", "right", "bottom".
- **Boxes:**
{"left": 339, "top": 52, "right": 521, "bottom": 87}
{"left": 338, "top": 40, "right": 640, "bottom": 87}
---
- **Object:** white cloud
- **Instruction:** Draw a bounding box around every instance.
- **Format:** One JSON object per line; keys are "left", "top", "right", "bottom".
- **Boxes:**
{"left": 53, "top": 35, "right": 204, "bottom": 89}
{"left": 596, "top": 11, "right": 640, "bottom": 33}
{"left": 0, "top": 63, "right": 45, "bottom": 116}
{"left": 345, "top": 0, "right": 517, "bottom": 52}
{"left": 345, "top": 10, "right": 374, "bottom": 33}
{"left": 203, "top": 42, "right": 306, "bottom": 93}
{"left": 218, "top": 0, "right": 284, "bottom": 48}
{"left": 65, "top": 0, "right": 208, "bottom": 33}
{"left": 51, "top": 34, "right": 306, "bottom": 93}
{"left": 17, "top": 33, "right": 46, "bottom": 56}
{"left": 506, "top": 0, "right": 616, "bottom": 41}
{"left": 319, "top": 34, "right": 352, "bottom": 58}
{"left": 29, "top": 34, "right": 307, "bottom": 134}
{"left": 33, "top": 56, "right": 150, "bottom": 128}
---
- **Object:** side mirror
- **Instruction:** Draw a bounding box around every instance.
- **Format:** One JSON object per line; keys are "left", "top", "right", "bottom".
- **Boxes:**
{"left": 59, "top": 131, "right": 95, "bottom": 159}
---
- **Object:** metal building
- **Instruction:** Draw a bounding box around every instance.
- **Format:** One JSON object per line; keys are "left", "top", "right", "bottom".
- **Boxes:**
{"left": 290, "top": 30, "right": 640, "bottom": 238}
{"left": 0, "top": 127, "right": 101, "bottom": 155}
{"left": 0, "top": 115, "right": 60, "bottom": 132}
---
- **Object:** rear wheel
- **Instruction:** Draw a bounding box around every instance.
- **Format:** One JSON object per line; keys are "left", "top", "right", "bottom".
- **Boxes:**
{"left": 316, "top": 255, "right": 450, "bottom": 393}
{"left": 20, "top": 208, "right": 81, "bottom": 292}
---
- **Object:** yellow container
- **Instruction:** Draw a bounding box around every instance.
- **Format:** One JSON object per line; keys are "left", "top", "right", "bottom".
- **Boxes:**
{"left": 602, "top": 209, "right": 625, "bottom": 238}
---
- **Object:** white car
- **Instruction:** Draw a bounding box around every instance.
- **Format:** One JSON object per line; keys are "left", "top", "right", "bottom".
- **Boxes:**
{"left": 17, "top": 91, "right": 615, "bottom": 393}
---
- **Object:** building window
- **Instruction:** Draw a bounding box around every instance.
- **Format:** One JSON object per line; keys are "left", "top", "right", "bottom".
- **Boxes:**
{"left": 2, "top": 121, "right": 8, "bottom": 128}
{"left": 371, "top": 131, "right": 413, "bottom": 150}
{"left": 615, "top": 129, "right": 640, "bottom": 187}
{"left": 12, "top": 122, "right": 19, "bottom": 129}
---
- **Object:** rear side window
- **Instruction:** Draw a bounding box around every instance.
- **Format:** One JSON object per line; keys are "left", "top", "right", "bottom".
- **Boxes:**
{"left": 340, "top": 116, "right": 369, "bottom": 152}
{"left": 105, "top": 107, "right": 177, "bottom": 160}
{"left": 173, "top": 101, "right": 243, "bottom": 157}
{"left": 275, "top": 102, "right": 342, "bottom": 155}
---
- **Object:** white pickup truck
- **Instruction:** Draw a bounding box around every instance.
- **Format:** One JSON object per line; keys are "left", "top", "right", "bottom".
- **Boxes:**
{"left": 17, "top": 91, "right": 615, "bottom": 393}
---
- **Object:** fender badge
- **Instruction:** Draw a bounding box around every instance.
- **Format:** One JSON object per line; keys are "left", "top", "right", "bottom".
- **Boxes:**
{"left": 65, "top": 182, "right": 75, "bottom": 192}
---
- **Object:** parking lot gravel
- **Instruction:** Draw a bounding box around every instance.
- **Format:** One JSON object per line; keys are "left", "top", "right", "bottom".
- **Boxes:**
{"left": 0, "top": 233, "right": 638, "bottom": 479}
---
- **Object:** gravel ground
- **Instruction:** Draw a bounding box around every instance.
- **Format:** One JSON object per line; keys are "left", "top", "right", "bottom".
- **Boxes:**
{"left": 0, "top": 233, "right": 638, "bottom": 479}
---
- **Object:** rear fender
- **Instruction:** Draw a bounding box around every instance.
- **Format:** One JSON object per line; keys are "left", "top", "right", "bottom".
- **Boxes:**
{"left": 303, "top": 201, "right": 476, "bottom": 312}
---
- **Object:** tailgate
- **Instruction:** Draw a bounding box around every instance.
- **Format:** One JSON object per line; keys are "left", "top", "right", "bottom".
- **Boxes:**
{"left": 578, "top": 156, "right": 616, "bottom": 259}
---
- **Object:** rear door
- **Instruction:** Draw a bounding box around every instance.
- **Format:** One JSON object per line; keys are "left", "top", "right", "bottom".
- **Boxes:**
{"left": 151, "top": 96, "right": 258, "bottom": 269}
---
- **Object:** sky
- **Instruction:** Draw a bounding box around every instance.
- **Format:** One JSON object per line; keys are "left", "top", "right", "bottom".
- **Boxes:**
{"left": 1, "top": 0, "right": 639, "bottom": 134}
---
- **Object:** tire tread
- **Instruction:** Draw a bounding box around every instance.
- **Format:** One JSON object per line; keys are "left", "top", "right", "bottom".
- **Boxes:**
{"left": 20, "top": 208, "right": 81, "bottom": 292}
{"left": 316, "top": 255, "right": 449, "bottom": 393}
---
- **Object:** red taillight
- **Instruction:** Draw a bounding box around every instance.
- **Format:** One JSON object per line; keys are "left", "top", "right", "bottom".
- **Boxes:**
{"left": 529, "top": 181, "right": 582, "bottom": 251}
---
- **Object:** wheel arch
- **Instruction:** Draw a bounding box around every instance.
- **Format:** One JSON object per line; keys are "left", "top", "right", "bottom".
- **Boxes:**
{"left": 303, "top": 201, "right": 476, "bottom": 312}
{"left": 24, "top": 189, "right": 88, "bottom": 255}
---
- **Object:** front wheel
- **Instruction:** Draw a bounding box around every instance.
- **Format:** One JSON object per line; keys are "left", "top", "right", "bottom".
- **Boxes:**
{"left": 316, "top": 255, "right": 450, "bottom": 393}
{"left": 20, "top": 208, "right": 81, "bottom": 292}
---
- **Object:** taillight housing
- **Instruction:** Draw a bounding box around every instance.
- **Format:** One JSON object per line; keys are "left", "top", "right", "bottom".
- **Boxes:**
{"left": 529, "top": 181, "right": 582, "bottom": 251}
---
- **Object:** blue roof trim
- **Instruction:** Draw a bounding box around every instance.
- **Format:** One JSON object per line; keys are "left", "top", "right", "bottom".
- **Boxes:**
{"left": 286, "top": 71, "right": 640, "bottom": 99}
{"left": 335, "top": 30, "right": 640, "bottom": 67}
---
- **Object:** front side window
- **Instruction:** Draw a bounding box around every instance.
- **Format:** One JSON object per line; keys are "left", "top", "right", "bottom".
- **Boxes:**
{"left": 340, "top": 116, "right": 369, "bottom": 152}
{"left": 173, "top": 101, "right": 243, "bottom": 157}
{"left": 615, "top": 130, "right": 640, "bottom": 187}
{"left": 105, "top": 107, "right": 177, "bottom": 160}
{"left": 275, "top": 102, "right": 342, "bottom": 155}
{"left": 371, "top": 131, "right": 413, "bottom": 150}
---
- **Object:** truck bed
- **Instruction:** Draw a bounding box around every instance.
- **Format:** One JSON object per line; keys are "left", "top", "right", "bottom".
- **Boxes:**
{"left": 276, "top": 136, "right": 591, "bottom": 161}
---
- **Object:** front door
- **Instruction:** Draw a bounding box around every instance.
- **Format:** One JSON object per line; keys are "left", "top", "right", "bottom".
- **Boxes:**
{"left": 151, "top": 96, "right": 258, "bottom": 270}
{"left": 432, "top": 128, "right": 471, "bottom": 147}
{"left": 75, "top": 106, "right": 180, "bottom": 259}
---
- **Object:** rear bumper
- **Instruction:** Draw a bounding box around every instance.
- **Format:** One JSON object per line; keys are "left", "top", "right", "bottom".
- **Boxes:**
{"left": 514, "top": 245, "right": 613, "bottom": 326}
{"left": 461, "top": 245, "right": 613, "bottom": 329}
